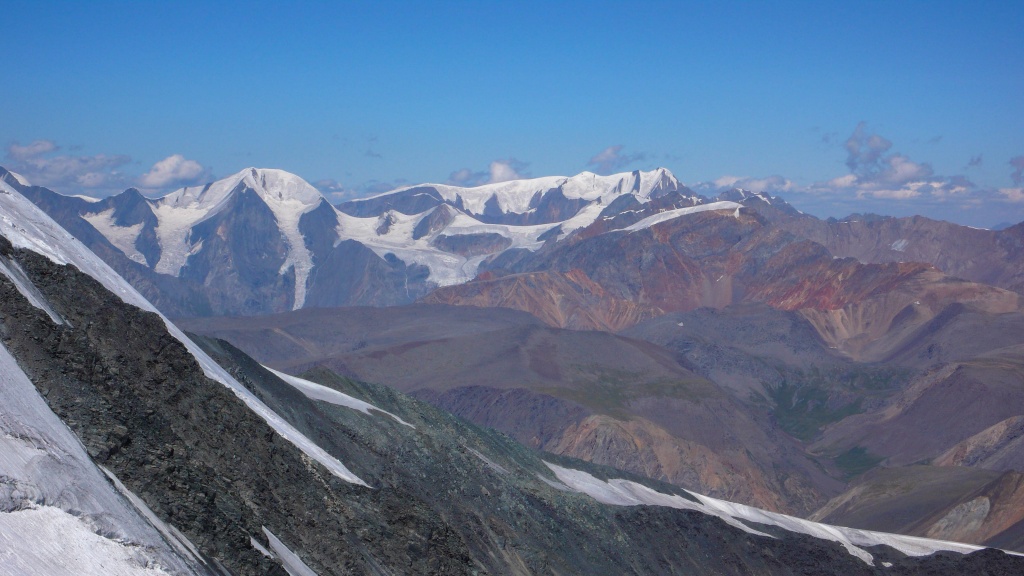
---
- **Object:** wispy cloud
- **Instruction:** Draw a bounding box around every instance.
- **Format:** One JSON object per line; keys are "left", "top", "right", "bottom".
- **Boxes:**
{"left": 706, "top": 175, "right": 795, "bottom": 193}
{"left": 815, "top": 122, "right": 965, "bottom": 201}
{"left": 314, "top": 177, "right": 410, "bottom": 202}
{"left": 998, "top": 155, "right": 1024, "bottom": 203}
{"left": 586, "top": 145, "right": 647, "bottom": 174}
{"left": 447, "top": 158, "right": 530, "bottom": 186}
{"left": 698, "top": 124, "right": 1010, "bottom": 216}
{"left": 1011, "top": 155, "right": 1024, "bottom": 186}
{"left": 967, "top": 154, "right": 983, "bottom": 168}
{"left": 139, "top": 154, "right": 209, "bottom": 189}
{"left": 4, "top": 139, "right": 131, "bottom": 194}
{"left": 1000, "top": 187, "right": 1024, "bottom": 203}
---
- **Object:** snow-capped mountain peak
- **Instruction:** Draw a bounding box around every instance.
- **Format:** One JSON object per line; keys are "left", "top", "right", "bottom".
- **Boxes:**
{"left": 717, "top": 187, "right": 773, "bottom": 205}
{"left": 561, "top": 167, "right": 681, "bottom": 202}
{"left": 160, "top": 167, "right": 325, "bottom": 212}
{"left": 0, "top": 168, "right": 31, "bottom": 187}
{"left": 342, "top": 167, "right": 688, "bottom": 223}
{"left": 149, "top": 168, "right": 326, "bottom": 308}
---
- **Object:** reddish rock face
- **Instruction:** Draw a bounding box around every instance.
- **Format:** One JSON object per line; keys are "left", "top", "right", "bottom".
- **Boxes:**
{"left": 423, "top": 269, "right": 664, "bottom": 332}
{"left": 425, "top": 208, "right": 1022, "bottom": 353}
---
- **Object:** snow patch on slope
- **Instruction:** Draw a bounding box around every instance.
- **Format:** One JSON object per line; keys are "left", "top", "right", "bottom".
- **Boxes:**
{"left": 623, "top": 201, "right": 743, "bottom": 232}
{"left": 100, "top": 468, "right": 209, "bottom": 569}
{"left": 0, "top": 506, "right": 174, "bottom": 576}
{"left": 265, "top": 366, "right": 414, "bottom": 428}
{"left": 335, "top": 199, "right": 607, "bottom": 286}
{"left": 544, "top": 463, "right": 771, "bottom": 539}
{"left": 82, "top": 208, "right": 148, "bottom": 264}
{"left": 335, "top": 208, "right": 546, "bottom": 287}
{"left": 0, "top": 255, "right": 67, "bottom": 325}
{"left": 0, "top": 179, "right": 366, "bottom": 486}
{"left": 546, "top": 462, "right": 997, "bottom": 566}
{"left": 262, "top": 528, "right": 320, "bottom": 576}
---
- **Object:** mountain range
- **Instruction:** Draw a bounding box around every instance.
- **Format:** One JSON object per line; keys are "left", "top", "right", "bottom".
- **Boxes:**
{"left": 4, "top": 164, "right": 1024, "bottom": 573}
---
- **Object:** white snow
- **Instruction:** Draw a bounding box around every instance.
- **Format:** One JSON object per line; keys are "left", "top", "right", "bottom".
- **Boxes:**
{"left": 0, "top": 506, "right": 174, "bottom": 576}
{"left": 545, "top": 463, "right": 771, "bottom": 538}
{"left": 353, "top": 168, "right": 682, "bottom": 217}
{"left": 622, "top": 201, "right": 743, "bottom": 232}
{"left": 251, "top": 536, "right": 275, "bottom": 559}
{"left": 335, "top": 207, "right": 549, "bottom": 287}
{"left": 0, "top": 255, "right": 67, "bottom": 325}
{"left": 265, "top": 366, "right": 414, "bottom": 428}
{"left": 335, "top": 190, "right": 635, "bottom": 287}
{"left": 468, "top": 448, "right": 509, "bottom": 475}
{"left": 46, "top": 167, "right": 699, "bottom": 294}
{"left": 263, "top": 528, "right": 320, "bottom": 576}
{"left": 100, "top": 468, "right": 208, "bottom": 567}
{"left": 545, "top": 462, "right": 1003, "bottom": 566}
{"left": 891, "top": 239, "right": 909, "bottom": 252}
{"left": 0, "top": 179, "right": 367, "bottom": 487}
{"left": 4, "top": 170, "right": 31, "bottom": 187}
{"left": 152, "top": 168, "right": 323, "bottom": 309}
{"left": 0, "top": 340, "right": 204, "bottom": 575}
{"left": 83, "top": 208, "right": 149, "bottom": 264}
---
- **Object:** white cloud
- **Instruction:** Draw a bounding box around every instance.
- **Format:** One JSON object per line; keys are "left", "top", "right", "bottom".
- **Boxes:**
{"left": 8, "top": 140, "right": 57, "bottom": 161}
{"left": 857, "top": 186, "right": 921, "bottom": 200}
{"left": 447, "top": 158, "right": 530, "bottom": 186}
{"left": 488, "top": 159, "right": 524, "bottom": 183}
{"left": 797, "top": 124, "right": 968, "bottom": 202}
{"left": 696, "top": 174, "right": 795, "bottom": 195}
{"left": 138, "top": 154, "right": 207, "bottom": 188}
{"left": 713, "top": 175, "right": 742, "bottom": 188}
{"left": 4, "top": 139, "right": 131, "bottom": 193}
{"left": 1000, "top": 187, "right": 1024, "bottom": 203}
{"left": 447, "top": 168, "right": 482, "bottom": 186}
{"left": 587, "top": 145, "right": 647, "bottom": 174}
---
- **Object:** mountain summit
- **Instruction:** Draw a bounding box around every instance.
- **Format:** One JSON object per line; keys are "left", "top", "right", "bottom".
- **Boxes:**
{"left": 340, "top": 167, "right": 690, "bottom": 225}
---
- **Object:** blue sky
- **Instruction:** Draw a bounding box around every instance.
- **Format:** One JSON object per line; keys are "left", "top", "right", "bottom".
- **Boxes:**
{"left": 3, "top": 0, "right": 1022, "bottom": 226}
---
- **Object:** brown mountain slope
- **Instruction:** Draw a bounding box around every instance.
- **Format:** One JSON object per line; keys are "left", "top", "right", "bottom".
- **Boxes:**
{"left": 180, "top": 305, "right": 841, "bottom": 515}
{"left": 426, "top": 208, "right": 1020, "bottom": 350}
{"left": 935, "top": 416, "right": 1024, "bottom": 472}
{"left": 812, "top": 347, "right": 1024, "bottom": 469}
{"left": 423, "top": 268, "right": 663, "bottom": 331}
{"left": 776, "top": 215, "right": 1024, "bottom": 294}
{"left": 810, "top": 466, "right": 1024, "bottom": 551}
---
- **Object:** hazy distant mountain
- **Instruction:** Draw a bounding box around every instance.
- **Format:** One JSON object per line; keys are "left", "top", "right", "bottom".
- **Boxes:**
{"left": 14, "top": 163, "right": 1022, "bottom": 325}
{"left": 10, "top": 166, "right": 715, "bottom": 317}
{"left": 773, "top": 214, "right": 1024, "bottom": 295}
